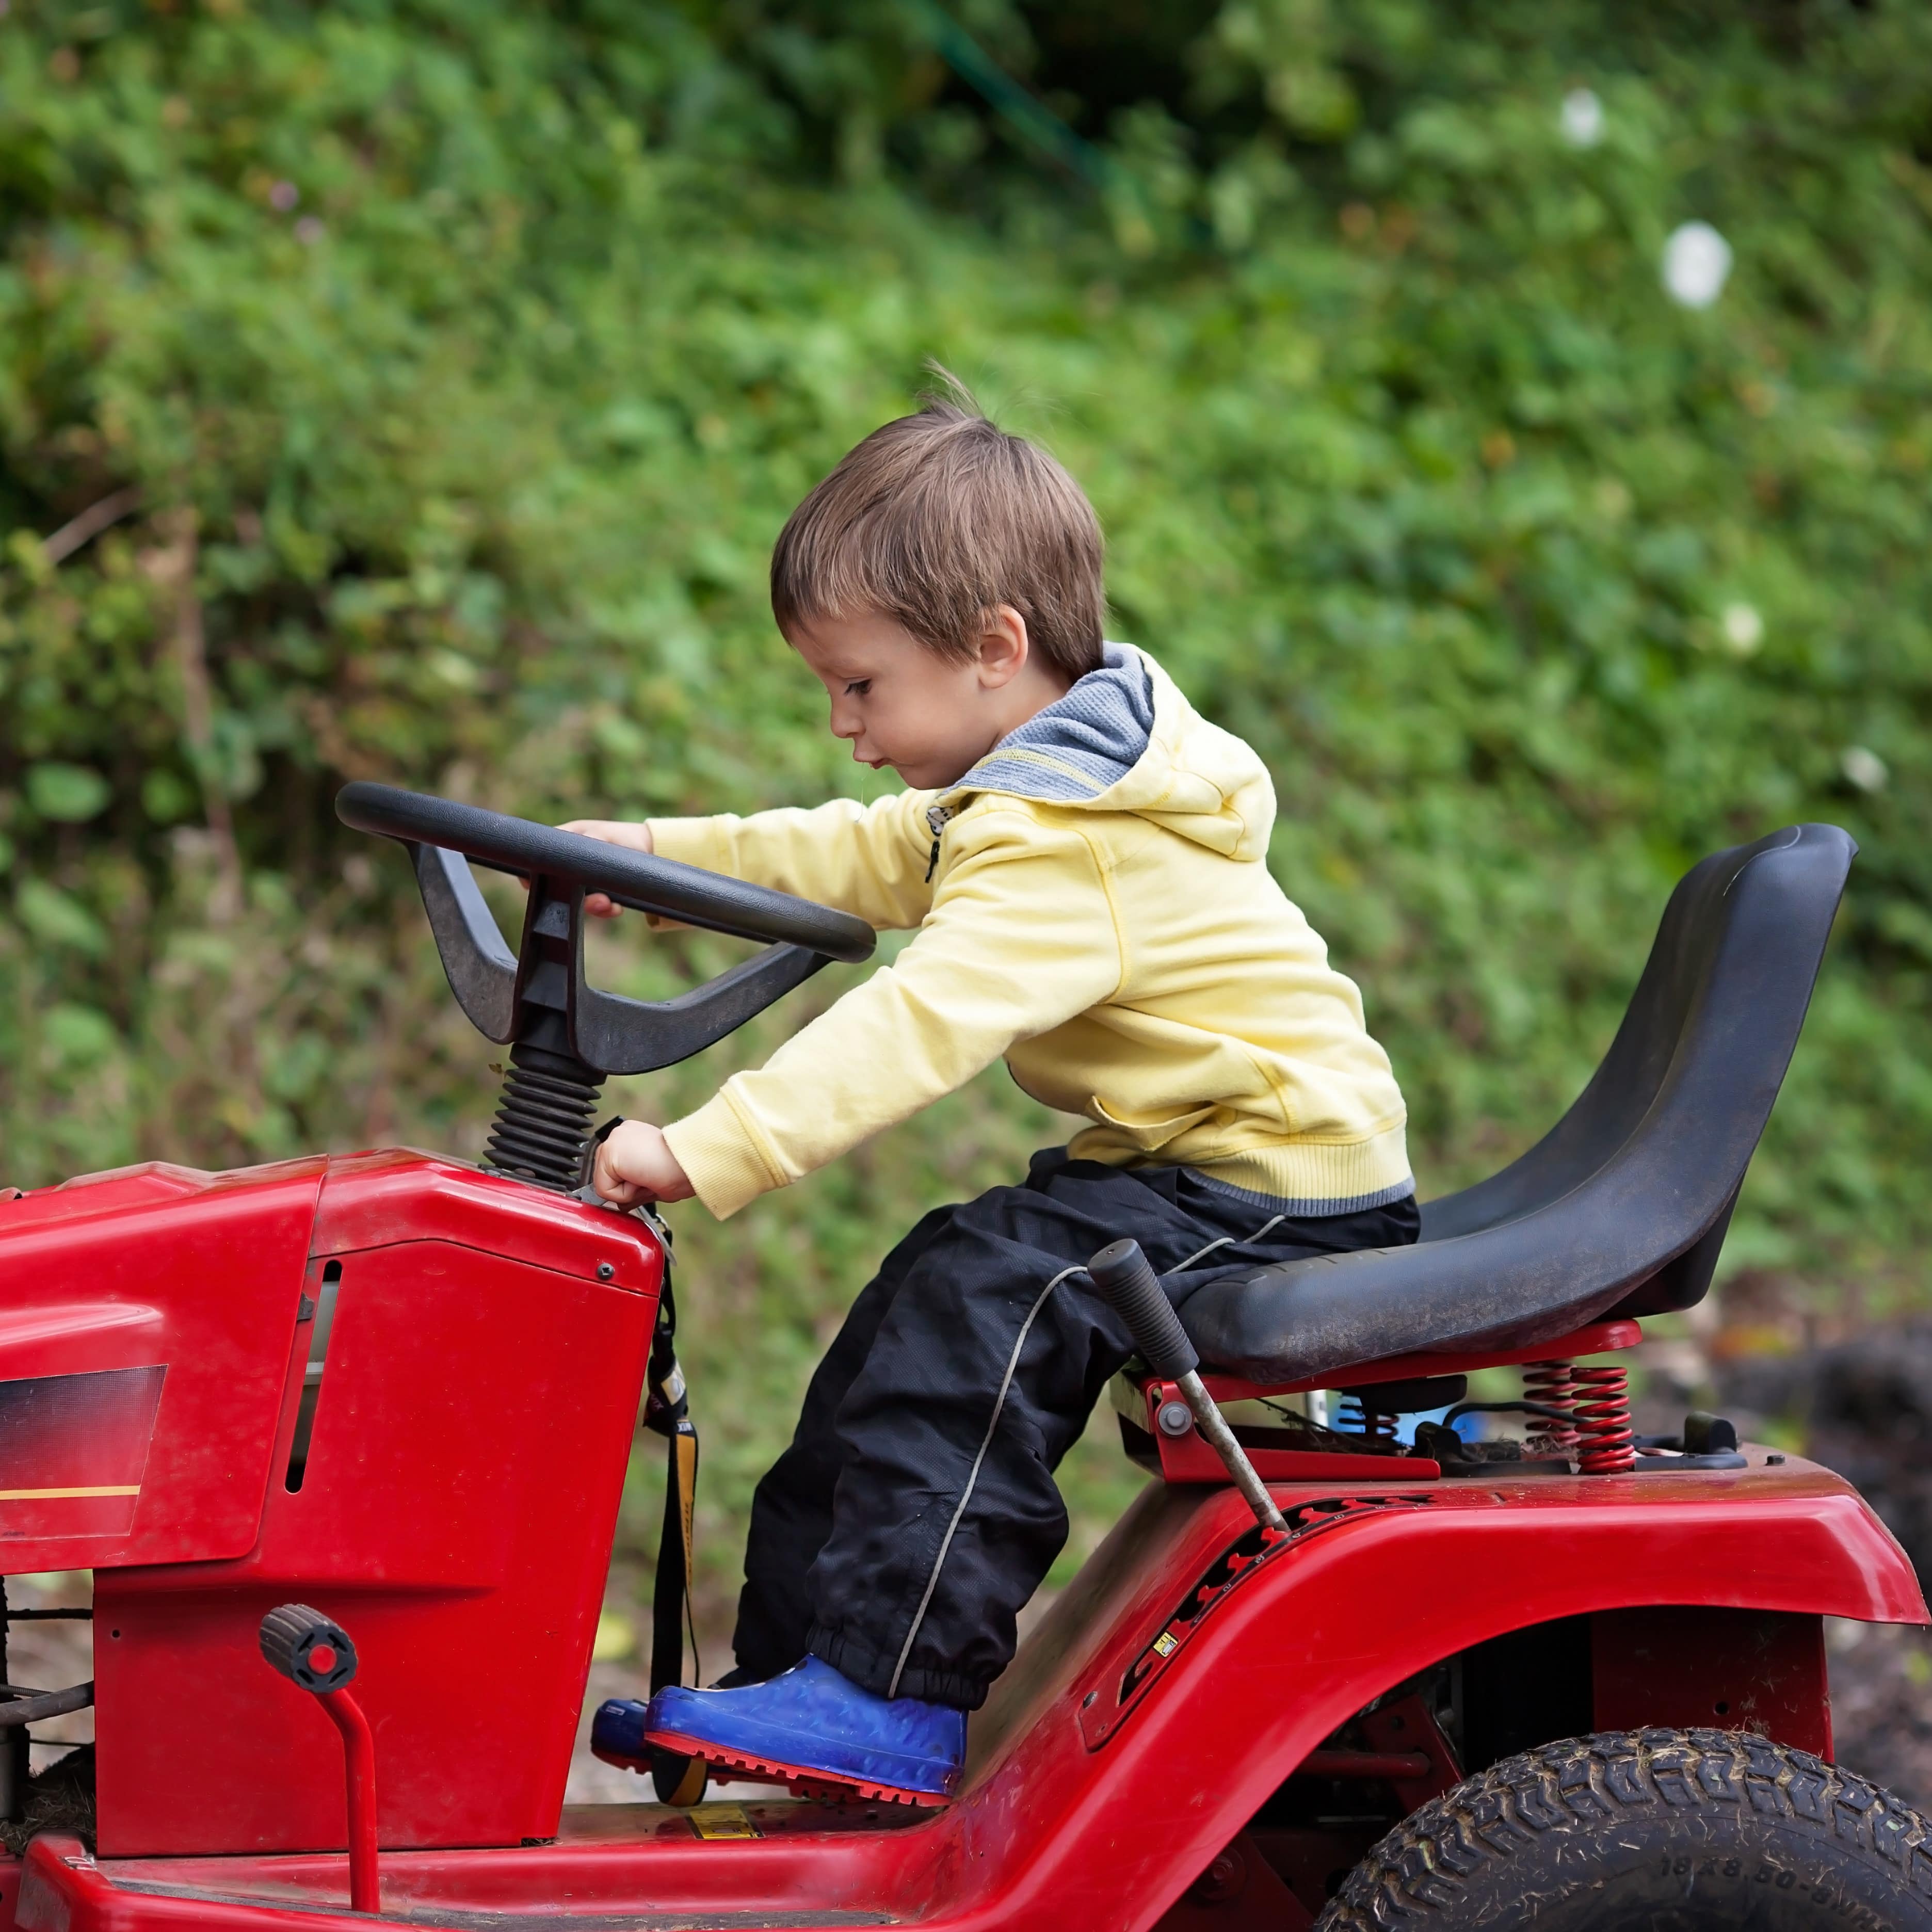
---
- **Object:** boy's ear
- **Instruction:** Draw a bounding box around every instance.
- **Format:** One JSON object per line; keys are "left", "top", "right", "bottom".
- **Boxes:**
{"left": 974, "top": 604, "right": 1031, "bottom": 687}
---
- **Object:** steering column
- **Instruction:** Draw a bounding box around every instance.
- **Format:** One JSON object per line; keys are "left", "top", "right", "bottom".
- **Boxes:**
{"left": 336, "top": 783, "right": 875, "bottom": 1192}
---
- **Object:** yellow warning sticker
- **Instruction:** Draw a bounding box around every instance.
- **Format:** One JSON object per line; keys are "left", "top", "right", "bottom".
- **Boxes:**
{"left": 688, "top": 1803, "right": 761, "bottom": 1841}
{"left": 1153, "top": 1632, "right": 1180, "bottom": 1658}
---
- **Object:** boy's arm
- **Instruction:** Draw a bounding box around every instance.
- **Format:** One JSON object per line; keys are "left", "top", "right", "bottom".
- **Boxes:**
{"left": 660, "top": 809, "right": 1123, "bottom": 1219}
{"left": 645, "top": 791, "right": 938, "bottom": 932}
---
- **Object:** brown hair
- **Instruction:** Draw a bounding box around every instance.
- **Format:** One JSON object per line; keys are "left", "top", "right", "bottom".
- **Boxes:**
{"left": 770, "top": 375, "right": 1106, "bottom": 682}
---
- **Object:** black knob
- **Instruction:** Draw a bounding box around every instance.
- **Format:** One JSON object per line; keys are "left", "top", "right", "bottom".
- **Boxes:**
{"left": 260, "top": 1604, "right": 358, "bottom": 1693}
{"left": 1683, "top": 1410, "right": 1740, "bottom": 1455}
{"left": 1088, "top": 1238, "right": 1198, "bottom": 1381}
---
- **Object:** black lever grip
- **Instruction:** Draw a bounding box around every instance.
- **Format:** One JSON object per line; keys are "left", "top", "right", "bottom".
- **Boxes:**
{"left": 1089, "top": 1238, "right": 1198, "bottom": 1380}
{"left": 260, "top": 1604, "right": 359, "bottom": 1694}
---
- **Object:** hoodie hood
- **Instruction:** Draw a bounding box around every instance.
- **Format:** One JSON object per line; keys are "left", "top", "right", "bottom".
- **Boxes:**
{"left": 940, "top": 644, "right": 1275, "bottom": 862}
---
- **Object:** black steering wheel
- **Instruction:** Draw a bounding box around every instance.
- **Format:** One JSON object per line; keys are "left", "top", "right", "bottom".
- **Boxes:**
{"left": 338, "top": 782, "right": 873, "bottom": 961}
{"left": 336, "top": 783, "right": 875, "bottom": 1101}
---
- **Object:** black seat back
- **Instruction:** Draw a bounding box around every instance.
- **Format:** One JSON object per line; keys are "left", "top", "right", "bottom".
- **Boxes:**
{"left": 1179, "top": 824, "right": 1855, "bottom": 1384}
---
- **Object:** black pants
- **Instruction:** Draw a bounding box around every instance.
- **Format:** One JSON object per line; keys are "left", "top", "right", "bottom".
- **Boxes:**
{"left": 731, "top": 1150, "right": 1419, "bottom": 1710}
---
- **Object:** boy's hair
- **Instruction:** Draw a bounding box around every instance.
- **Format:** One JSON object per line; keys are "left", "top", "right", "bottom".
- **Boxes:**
{"left": 770, "top": 375, "right": 1106, "bottom": 682}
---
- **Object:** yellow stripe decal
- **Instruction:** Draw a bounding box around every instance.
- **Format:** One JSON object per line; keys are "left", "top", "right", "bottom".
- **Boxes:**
{"left": 0, "top": 1486, "right": 141, "bottom": 1501}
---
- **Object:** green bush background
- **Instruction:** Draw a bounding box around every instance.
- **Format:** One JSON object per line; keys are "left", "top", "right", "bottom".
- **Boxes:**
{"left": 4, "top": 0, "right": 1931, "bottom": 1654}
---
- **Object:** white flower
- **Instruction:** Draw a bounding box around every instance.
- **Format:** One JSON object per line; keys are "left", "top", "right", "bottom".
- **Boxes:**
{"left": 1663, "top": 222, "right": 1733, "bottom": 308}
{"left": 1842, "top": 746, "right": 1889, "bottom": 794}
{"left": 1720, "top": 602, "right": 1763, "bottom": 656}
{"left": 1560, "top": 89, "right": 1604, "bottom": 148}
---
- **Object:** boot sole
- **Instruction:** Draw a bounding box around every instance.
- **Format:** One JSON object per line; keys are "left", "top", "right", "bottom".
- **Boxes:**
{"left": 643, "top": 1726, "right": 953, "bottom": 1808}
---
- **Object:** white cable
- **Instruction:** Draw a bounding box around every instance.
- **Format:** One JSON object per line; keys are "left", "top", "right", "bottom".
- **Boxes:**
{"left": 883, "top": 1207, "right": 1294, "bottom": 1698}
{"left": 886, "top": 1264, "right": 1087, "bottom": 1700}
{"left": 1175, "top": 1210, "right": 1288, "bottom": 1274}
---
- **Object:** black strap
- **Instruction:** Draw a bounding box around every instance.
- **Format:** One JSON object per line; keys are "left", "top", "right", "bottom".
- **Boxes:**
{"left": 639, "top": 1260, "right": 707, "bottom": 1805}
{"left": 642, "top": 1272, "right": 699, "bottom": 1692}
{"left": 586, "top": 1116, "right": 708, "bottom": 1805}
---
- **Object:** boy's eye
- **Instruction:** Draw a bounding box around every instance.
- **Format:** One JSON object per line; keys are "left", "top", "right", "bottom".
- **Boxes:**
{"left": 844, "top": 680, "right": 871, "bottom": 696}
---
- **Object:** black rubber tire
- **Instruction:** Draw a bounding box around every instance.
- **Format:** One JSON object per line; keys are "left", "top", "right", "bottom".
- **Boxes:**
{"left": 1313, "top": 1729, "right": 1932, "bottom": 1930}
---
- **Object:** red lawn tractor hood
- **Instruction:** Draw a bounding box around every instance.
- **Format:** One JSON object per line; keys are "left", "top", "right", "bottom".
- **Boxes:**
{"left": 1, "top": 1151, "right": 664, "bottom": 1856}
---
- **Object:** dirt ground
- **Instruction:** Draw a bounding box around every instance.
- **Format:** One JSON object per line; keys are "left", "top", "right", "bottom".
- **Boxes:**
{"left": 1824, "top": 1618, "right": 1932, "bottom": 1806}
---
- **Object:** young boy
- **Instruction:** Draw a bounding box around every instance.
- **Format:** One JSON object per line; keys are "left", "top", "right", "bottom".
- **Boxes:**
{"left": 579, "top": 389, "right": 1416, "bottom": 1805}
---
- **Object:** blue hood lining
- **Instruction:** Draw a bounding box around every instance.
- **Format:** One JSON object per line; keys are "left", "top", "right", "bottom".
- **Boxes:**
{"left": 948, "top": 644, "right": 1154, "bottom": 805}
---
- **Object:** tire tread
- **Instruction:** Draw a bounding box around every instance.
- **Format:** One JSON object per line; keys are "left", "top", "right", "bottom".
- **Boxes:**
{"left": 1312, "top": 1728, "right": 1932, "bottom": 1928}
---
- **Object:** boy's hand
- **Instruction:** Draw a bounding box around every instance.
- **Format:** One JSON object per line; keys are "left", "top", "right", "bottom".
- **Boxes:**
{"left": 592, "top": 1119, "right": 694, "bottom": 1208}
{"left": 560, "top": 819, "right": 653, "bottom": 919}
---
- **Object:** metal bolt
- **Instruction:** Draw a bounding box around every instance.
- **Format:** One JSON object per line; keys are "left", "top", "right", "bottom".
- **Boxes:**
{"left": 1189, "top": 1847, "right": 1246, "bottom": 1905}
{"left": 596, "top": 1262, "right": 615, "bottom": 1282}
{"left": 1156, "top": 1400, "right": 1194, "bottom": 1438}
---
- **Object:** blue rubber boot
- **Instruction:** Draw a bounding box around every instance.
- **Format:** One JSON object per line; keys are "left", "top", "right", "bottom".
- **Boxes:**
{"left": 596, "top": 1656, "right": 965, "bottom": 1805}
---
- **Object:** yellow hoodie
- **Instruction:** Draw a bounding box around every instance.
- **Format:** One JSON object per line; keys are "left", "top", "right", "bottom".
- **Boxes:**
{"left": 652, "top": 647, "right": 1410, "bottom": 1221}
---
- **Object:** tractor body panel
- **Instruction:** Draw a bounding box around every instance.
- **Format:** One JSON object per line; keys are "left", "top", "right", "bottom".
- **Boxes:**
{"left": 7, "top": 1421, "right": 1920, "bottom": 1932}
{"left": 0, "top": 1159, "right": 326, "bottom": 1569}
{"left": 3, "top": 1155, "right": 666, "bottom": 1860}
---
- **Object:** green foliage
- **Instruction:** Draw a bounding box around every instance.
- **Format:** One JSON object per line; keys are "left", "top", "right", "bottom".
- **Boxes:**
{"left": 4, "top": 0, "right": 1932, "bottom": 1643}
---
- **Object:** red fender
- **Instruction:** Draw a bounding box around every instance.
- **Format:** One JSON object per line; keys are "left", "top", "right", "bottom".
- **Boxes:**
{"left": 946, "top": 1466, "right": 1924, "bottom": 1929}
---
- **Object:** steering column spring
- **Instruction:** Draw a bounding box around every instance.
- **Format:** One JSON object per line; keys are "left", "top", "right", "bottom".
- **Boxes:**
{"left": 484, "top": 1043, "right": 603, "bottom": 1193}
{"left": 1573, "top": 1363, "right": 1636, "bottom": 1473}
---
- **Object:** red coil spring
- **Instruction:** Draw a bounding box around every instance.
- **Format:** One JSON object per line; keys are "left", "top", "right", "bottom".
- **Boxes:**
{"left": 1337, "top": 1393, "right": 1398, "bottom": 1442}
{"left": 1523, "top": 1359, "right": 1580, "bottom": 1452}
{"left": 1572, "top": 1363, "right": 1635, "bottom": 1473}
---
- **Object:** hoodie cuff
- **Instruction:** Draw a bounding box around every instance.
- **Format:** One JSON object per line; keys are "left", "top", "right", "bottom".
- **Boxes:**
{"left": 638, "top": 818, "right": 735, "bottom": 932}
{"left": 644, "top": 817, "right": 733, "bottom": 872}
{"left": 662, "top": 1088, "right": 788, "bottom": 1220}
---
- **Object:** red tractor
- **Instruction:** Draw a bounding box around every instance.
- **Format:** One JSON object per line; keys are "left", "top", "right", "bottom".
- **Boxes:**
{"left": 0, "top": 790, "right": 1925, "bottom": 1930}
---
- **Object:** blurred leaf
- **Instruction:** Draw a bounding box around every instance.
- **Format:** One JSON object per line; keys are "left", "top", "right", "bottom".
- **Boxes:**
{"left": 141, "top": 771, "right": 199, "bottom": 826}
{"left": 26, "top": 765, "right": 110, "bottom": 824}
{"left": 43, "top": 1003, "right": 118, "bottom": 1067}
{"left": 15, "top": 881, "right": 107, "bottom": 957}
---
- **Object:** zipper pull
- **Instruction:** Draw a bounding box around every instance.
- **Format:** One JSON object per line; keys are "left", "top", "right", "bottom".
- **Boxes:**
{"left": 924, "top": 803, "right": 952, "bottom": 883}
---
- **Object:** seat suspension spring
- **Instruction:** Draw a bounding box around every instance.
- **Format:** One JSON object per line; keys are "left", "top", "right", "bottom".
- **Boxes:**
{"left": 484, "top": 1044, "right": 603, "bottom": 1193}
{"left": 1572, "top": 1363, "right": 1635, "bottom": 1473}
{"left": 1335, "top": 1394, "right": 1398, "bottom": 1442}
{"left": 1523, "top": 1359, "right": 1580, "bottom": 1452}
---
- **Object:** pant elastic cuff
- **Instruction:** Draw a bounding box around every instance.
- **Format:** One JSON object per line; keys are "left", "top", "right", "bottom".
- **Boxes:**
{"left": 806, "top": 1623, "right": 987, "bottom": 1712}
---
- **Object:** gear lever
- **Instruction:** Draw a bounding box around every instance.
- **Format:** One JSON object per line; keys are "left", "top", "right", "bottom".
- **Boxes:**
{"left": 1088, "top": 1238, "right": 1288, "bottom": 1535}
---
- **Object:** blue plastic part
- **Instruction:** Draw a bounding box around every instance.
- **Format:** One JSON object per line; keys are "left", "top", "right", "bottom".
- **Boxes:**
{"left": 628, "top": 1655, "right": 966, "bottom": 1800}
{"left": 590, "top": 1696, "right": 653, "bottom": 1768}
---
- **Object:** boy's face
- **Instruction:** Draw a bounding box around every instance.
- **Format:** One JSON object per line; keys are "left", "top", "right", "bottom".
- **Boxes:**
{"left": 789, "top": 607, "right": 1052, "bottom": 792}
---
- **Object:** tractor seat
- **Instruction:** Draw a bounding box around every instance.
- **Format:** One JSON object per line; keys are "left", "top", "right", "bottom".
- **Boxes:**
{"left": 1178, "top": 823, "right": 1855, "bottom": 1387}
